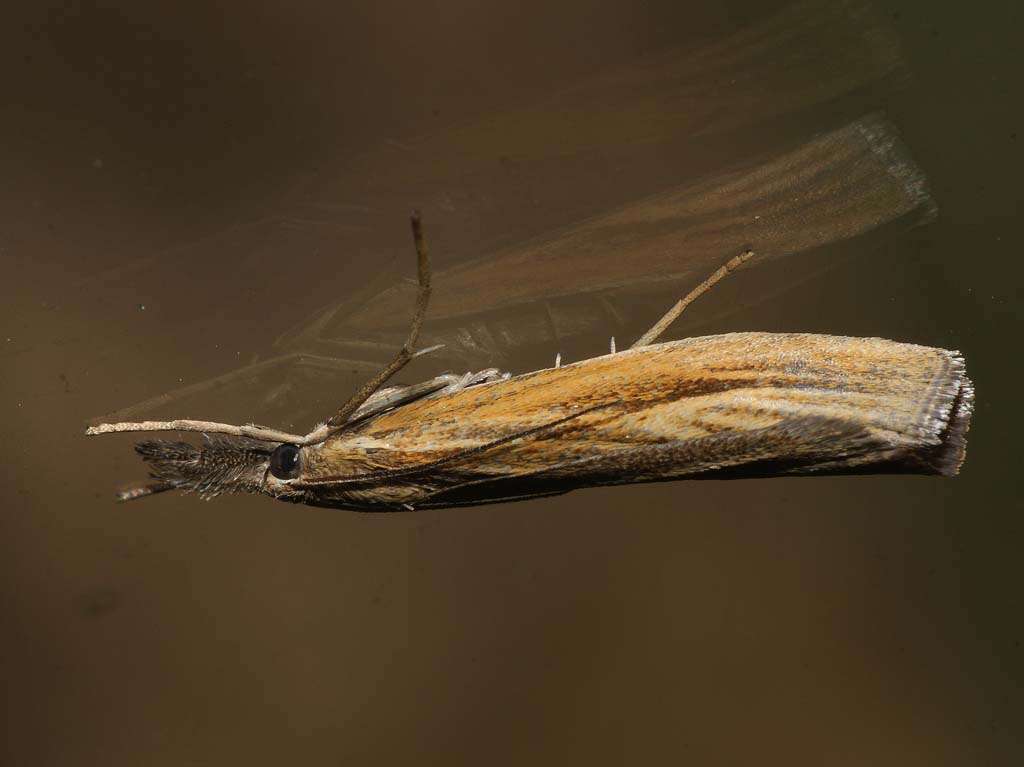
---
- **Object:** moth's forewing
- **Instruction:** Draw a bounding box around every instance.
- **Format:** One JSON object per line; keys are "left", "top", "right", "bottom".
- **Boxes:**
{"left": 300, "top": 334, "right": 972, "bottom": 510}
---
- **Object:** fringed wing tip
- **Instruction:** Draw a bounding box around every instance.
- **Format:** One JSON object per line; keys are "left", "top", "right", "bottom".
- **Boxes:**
{"left": 930, "top": 374, "right": 974, "bottom": 477}
{"left": 130, "top": 436, "right": 273, "bottom": 499}
{"left": 910, "top": 351, "right": 973, "bottom": 477}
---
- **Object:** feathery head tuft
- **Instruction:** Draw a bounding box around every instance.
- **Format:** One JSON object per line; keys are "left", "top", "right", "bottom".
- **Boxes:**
{"left": 135, "top": 435, "right": 277, "bottom": 499}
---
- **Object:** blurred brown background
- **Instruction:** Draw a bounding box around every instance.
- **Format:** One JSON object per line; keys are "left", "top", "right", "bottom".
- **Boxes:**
{"left": 2, "top": 1, "right": 1021, "bottom": 764}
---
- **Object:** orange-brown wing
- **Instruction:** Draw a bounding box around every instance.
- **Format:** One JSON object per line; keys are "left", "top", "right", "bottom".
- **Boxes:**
{"left": 303, "top": 332, "right": 971, "bottom": 509}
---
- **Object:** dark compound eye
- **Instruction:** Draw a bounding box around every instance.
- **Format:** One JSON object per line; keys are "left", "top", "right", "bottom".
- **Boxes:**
{"left": 269, "top": 443, "right": 301, "bottom": 479}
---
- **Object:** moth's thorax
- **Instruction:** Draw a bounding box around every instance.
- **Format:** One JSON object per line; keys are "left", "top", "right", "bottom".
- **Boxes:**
{"left": 293, "top": 434, "right": 433, "bottom": 509}
{"left": 298, "top": 437, "right": 370, "bottom": 479}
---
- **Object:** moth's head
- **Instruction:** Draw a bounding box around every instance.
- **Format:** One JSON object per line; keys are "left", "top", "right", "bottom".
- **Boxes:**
{"left": 131, "top": 435, "right": 309, "bottom": 502}
{"left": 261, "top": 439, "right": 360, "bottom": 499}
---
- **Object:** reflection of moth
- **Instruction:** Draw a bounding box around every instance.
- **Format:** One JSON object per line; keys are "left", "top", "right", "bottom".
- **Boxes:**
{"left": 87, "top": 215, "right": 973, "bottom": 511}
{"left": 96, "top": 113, "right": 937, "bottom": 432}
{"left": 86, "top": 0, "right": 920, "bottom": 426}
{"left": 292, "top": 114, "right": 937, "bottom": 364}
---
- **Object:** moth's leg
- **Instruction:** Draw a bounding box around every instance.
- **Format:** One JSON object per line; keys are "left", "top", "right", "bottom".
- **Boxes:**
{"left": 350, "top": 366, "right": 505, "bottom": 421}
{"left": 466, "top": 368, "right": 507, "bottom": 385}
{"left": 348, "top": 374, "right": 462, "bottom": 423}
{"left": 450, "top": 372, "right": 475, "bottom": 392}
{"left": 304, "top": 365, "right": 503, "bottom": 444}
{"left": 434, "top": 368, "right": 506, "bottom": 396}
{"left": 631, "top": 249, "right": 754, "bottom": 348}
{"left": 324, "top": 211, "right": 433, "bottom": 429}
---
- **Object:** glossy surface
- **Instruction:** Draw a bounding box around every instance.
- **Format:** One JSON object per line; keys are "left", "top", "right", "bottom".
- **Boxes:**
{"left": 2, "top": 1, "right": 1019, "bottom": 765}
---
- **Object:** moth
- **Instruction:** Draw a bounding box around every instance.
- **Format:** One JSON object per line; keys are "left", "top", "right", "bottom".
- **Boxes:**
{"left": 87, "top": 213, "right": 973, "bottom": 511}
